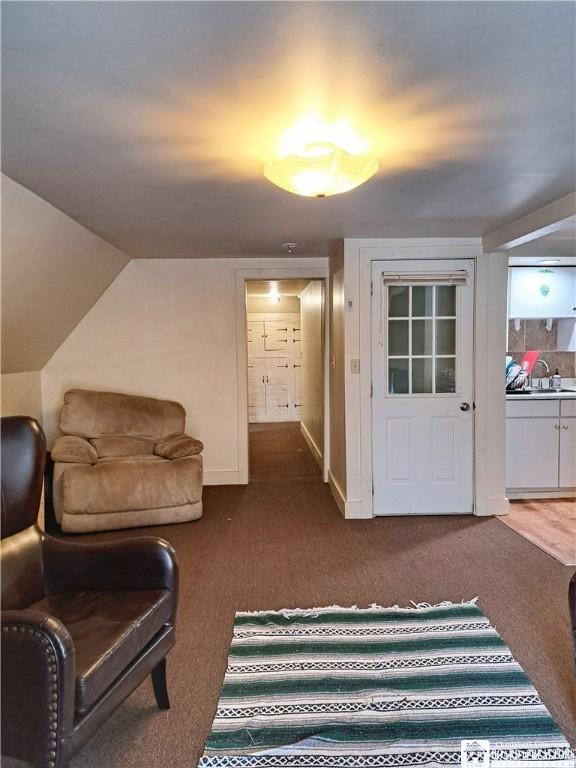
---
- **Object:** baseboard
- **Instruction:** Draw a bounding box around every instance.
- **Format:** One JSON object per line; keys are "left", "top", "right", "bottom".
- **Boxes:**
{"left": 203, "top": 469, "right": 246, "bottom": 485}
{"left": 475, "top": 497, "right": 510, "bottom": 516}
{"left": 328, "top": 471, "right": 346, "bottom": 517}
{"left": 506, "top": 490, "right": 576, "bottom": 500}
{"left": 300, "top": 422, "right": 323, "bottom": 470}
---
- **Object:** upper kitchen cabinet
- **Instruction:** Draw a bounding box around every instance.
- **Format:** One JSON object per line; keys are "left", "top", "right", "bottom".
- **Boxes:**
{"left": 508, "top": 267, "right": 576, "bottom": 319}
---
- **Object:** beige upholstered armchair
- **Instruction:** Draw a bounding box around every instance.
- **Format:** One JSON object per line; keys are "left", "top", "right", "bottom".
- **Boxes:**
{"left": 51, "top": 389, "right": 203, "bottom": 532}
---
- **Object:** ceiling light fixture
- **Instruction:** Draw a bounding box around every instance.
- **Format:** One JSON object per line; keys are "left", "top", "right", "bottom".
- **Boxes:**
{"left": 264, "top": 115, "right": 378, "bottom": 198}
{"left": 264, "top": 142, "right": 378, "bottom": 197}
{"left": 282, "top": 242, "right": 298, "bottom": 254}
{"left": 538, "top": 259, "right": 561, "bottom": 265}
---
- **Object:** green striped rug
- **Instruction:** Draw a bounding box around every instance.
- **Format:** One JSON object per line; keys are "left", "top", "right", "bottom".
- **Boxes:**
{"left": 199, "top": 601, "right": 575, "bottom": 768}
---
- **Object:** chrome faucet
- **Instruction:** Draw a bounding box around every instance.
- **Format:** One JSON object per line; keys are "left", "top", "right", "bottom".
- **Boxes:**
{"left": 529, "top": 359, "right": 550, "bottom": 389}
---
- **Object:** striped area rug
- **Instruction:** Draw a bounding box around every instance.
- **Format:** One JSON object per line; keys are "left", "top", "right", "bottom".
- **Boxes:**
{"left": 198, "top": 601, "right": 575, "bottom": 768}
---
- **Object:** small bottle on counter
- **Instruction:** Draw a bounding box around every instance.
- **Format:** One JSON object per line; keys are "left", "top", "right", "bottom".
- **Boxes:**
{"left": 551, "top": 369, "right": 562, "bottom": 390}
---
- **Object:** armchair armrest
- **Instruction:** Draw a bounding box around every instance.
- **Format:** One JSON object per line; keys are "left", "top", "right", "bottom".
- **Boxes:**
{"left": 154, "top": 433, "right": 203, "bottom": 459}
{"left": 43, "top": 535, "right": 178, "bottom": 599}
{"left": 1, "top": 610, "right": 76, "bottom": 766}
{"left": 51, "top": 435, "right": 97, "bottom": 464}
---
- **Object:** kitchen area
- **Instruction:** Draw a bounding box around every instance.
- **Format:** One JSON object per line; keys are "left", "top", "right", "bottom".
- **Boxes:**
{"left": 502, "top": 222, "right": 575, "bottom": 564}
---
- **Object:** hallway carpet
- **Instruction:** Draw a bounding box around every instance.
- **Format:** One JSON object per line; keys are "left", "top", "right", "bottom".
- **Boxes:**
{"left": 249, "top": 422, "right": 322, "bottom": 481}
{"left": 8, "top": 425, "right": 575, "bottom": 766}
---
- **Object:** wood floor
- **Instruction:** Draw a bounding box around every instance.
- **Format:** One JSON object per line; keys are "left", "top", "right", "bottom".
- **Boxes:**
{"left": 499, "top": 499, "right": 576, "bottom": 565}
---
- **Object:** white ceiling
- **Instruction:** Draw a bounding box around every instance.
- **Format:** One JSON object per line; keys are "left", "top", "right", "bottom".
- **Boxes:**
{"left": 2, "top": 1, "right": 575, "bottom": 259}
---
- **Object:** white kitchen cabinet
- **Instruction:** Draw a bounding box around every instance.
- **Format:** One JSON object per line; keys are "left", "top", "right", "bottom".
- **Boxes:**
{"left": 509, "top": 267, "right": 576, "bottom": 319}
{"left": 506, "top": 397, "right": 576, "bottom": 493}
{"left": 559, "top": 417, "right": 576, "bottom": 487}
{"left": 506, "top": 416, "right": 560, "bottom": 488}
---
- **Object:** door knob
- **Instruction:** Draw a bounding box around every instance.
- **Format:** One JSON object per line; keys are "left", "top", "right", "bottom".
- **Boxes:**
{"left": 460, "top": 402, "right": 471, "bottom": 412}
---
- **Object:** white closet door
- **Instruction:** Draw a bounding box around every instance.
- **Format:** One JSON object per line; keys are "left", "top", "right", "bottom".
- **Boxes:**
{"left": 293, "top": 360, "right": 303, "bottom": 418}
{"left": 290, "top": 322, "right": 301, "bottom": 353}
{"left": 265, "top": 358, "right": 290, "bottom": 419}
{"left": 264, "top": 321, "right": 289, "bottom": 351}
{"left": 247, "top": 322, "right": 265, "bottom": 354}
{"left": 248, "top": 360, "right": 266, "bottom": 422}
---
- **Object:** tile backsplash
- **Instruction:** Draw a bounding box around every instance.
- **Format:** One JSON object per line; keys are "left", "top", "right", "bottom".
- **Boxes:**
{"left": 507, "top": 319, "right": 576, "bottom": 378}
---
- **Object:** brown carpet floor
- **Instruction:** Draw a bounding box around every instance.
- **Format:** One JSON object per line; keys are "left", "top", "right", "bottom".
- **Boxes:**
{"left": 8, "top": 424, "right": 575, "bottom": 766}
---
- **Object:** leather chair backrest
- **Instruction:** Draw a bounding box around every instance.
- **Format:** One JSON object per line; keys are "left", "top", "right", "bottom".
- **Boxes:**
{"left": 59, "top": 389, "right": 186, "bottom": 439}
{"left": 1, "top": 417, "right": 45, "bottom": 538}
{"left": 1, "top": 417, "right": 46, "bottom": 609}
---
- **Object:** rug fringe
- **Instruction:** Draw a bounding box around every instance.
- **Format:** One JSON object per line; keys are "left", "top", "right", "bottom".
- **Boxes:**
{"left": 236, "top": 598, "right": 479, "bottom": 618}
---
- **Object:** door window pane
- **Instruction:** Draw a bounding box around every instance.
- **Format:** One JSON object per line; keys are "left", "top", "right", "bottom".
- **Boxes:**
{"left": 388, "top": 320, "right": 409, "bottom": 355}
{"left": 412, "top": 320, "right": 433, "bottom": 355}
{"left": 436, "top": 358, "right": 456, "bottom": 393}
{"left": 389, "top": 359, "right": 409, "bottom": 394}
{"left": 436, "top": 319, "right": 456, "bottom": 355}
{"left": 388, "top": 286, "right": 409, "bottom": 317}
{"left": 412, "top": 358, "right": 433, "bottom": 393}
{"left": 412, "top": 286, "right": 434, "bottom": 317}
{"left": 386, "top": 283, "right": 459, "bottom": 395}
{"left": 436, "top": 286, "right": 456, "bottom": 316}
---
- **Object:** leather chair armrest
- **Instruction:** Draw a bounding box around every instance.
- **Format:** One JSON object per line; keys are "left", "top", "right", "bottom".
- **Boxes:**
{"left": 43, "top": 535, "right": 179, "bottom": 602}
{"left": 1, "top": 609, "right": 76, "bottom": 766}
{"left": 155, "top": 433, "right": 203, "bottom": 459}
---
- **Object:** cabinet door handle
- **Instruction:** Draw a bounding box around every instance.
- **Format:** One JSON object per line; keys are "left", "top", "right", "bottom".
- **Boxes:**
{"left": 562, "top": 424, "right": 568, "bottom": 430}
{"left": 554, "top": 424, "right": 560, "bottom": 430}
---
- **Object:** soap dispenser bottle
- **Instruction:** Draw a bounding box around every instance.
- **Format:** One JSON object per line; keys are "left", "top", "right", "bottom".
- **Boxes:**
{"left": 551, "top": 369, "right": 562, "bottom": 390}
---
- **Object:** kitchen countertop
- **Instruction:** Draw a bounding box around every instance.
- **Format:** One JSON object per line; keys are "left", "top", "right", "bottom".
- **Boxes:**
{"left": 506, "top": 389, "right": 576, "bottom": 400}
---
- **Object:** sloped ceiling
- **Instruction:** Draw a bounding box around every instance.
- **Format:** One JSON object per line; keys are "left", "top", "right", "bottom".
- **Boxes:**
{"left": 1, "top": 1, "right": 575, "bottom": 259}
{"left": 1, "top": 175, "right": 130, "bottom": 373}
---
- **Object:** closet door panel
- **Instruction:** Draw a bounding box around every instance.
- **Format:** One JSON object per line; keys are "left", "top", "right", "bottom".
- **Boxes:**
{"left": 247, "top": 322, "right": 265, "bottom": 354}
{"left": 248, "top": 360, "right": 267, "bottom": 422}
{"left": 264, "top": 321, "right": 289, "bottom": 351}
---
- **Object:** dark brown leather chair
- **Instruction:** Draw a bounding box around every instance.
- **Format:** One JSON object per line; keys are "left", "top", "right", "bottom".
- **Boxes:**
{"left": 1, "top": 416, "right": 179, "bottom": 768}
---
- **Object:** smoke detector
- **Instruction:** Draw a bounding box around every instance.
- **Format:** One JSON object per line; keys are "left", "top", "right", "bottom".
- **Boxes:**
{"left": 282, "top": 242, "right": 298, "bottom": 254}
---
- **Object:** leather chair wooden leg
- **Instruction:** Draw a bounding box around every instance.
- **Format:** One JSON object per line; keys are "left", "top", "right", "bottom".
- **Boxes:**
{"left": 151, "top": 659, "right": 170, "bottom": 710}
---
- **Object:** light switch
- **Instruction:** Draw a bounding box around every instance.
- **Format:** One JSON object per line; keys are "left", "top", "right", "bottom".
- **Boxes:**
{"left": 351, "top": 359, "right": 360, "bottom": 374}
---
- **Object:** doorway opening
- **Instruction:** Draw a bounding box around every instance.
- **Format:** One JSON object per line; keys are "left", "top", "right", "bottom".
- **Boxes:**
{"left": 245, "top": 279, "right": 326, "bottom": 482}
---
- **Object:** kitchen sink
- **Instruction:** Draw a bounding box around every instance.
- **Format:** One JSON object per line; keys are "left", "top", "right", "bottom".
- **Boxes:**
{"left": 507, "top": 388, "right": 575, "bottom": 394}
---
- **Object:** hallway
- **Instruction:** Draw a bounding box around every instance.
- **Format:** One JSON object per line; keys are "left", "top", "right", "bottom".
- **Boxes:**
{"left": 249, "top": 422, "right": 321, "bottom": 481}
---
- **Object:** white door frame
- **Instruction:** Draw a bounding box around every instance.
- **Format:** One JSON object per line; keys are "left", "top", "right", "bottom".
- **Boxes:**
{"left": 371, "top": 258, "right": 476, "bottom": 515}
{"left": 235, "top": 265, "right": 330, "bottom": 484}
{"left": 345, "top": 239, "right": 508, "bottom": 519}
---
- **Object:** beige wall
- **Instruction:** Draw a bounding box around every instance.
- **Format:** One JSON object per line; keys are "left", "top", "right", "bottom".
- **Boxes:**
{"left": 246, "top": 296, "right": 300, "bottom": 314}
{"left": 41, "top": 257, "right": 328, "bottom": 485}
{"left": 1, "top": 174, "right": 130, "bottom": 373}
{"left": 300, "top": 281, "right": 324, "bottom": 462}
{"left": 1, "top": 370, "right": 43, "bottom": 422}
{"left": 329, "top": 248, "right": 346, "bottom": 499}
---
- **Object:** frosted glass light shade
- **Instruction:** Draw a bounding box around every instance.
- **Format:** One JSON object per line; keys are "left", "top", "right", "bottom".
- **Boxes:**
{"left": 263, "top": 142, "right": 378, "bottom": 197}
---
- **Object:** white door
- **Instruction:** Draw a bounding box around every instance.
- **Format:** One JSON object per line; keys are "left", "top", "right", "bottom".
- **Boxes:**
{"left": 372, "top": 259, "right": 475, "bottom": 515}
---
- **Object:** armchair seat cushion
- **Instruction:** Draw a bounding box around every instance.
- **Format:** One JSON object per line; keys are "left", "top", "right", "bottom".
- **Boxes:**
{"left": 27, "top": 589, "right": 172, "bottom": 714}
{"left": 62, "top": 455, "right": 202, "bottom": 516}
